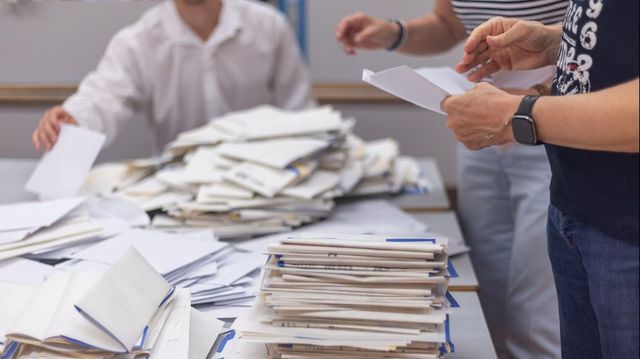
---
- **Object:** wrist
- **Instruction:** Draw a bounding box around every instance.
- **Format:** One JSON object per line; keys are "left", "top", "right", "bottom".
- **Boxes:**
{"left": 386, "top": 19, "right": 408, "bottom": 51}
{"left": 502, "top": 94, "right": 522, "bottom": 142}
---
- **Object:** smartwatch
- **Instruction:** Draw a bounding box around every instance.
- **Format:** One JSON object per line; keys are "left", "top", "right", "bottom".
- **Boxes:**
{"left": 512, "top": 95, "right": 542, "bottom": 145}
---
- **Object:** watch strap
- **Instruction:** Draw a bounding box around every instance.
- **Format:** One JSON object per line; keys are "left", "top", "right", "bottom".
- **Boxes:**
{"left": 516, "top": 95, "right": 540, "bottom": 117}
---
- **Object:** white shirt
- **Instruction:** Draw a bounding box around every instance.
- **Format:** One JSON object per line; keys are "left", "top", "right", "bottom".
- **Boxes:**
{"left": 64, "top": 0, "right": 315, "bottom": 147}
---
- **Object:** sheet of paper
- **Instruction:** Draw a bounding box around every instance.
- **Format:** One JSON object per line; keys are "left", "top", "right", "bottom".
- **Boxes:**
{"left": 197, "top": 183, "right": 254, "bottom": 202}
{"left": 415, "top": 67, "right": 474, "bottom": 95}
{"left": 0, "top": 197, "right": 84, "bottom": 232}
{"left": 72, "top": 229, "right": 227, "bottom": 276}
{"left": 281, "top": 171, "right": 341, "bottom": 200}
{"left": 181, "top": 147, "right": 226, "bottom": 184}
{"left": 75, "top": 247, "right": 172, "bottom": 352}
{"left": 188, "top": 308, "right": 225, "bottom": 359}
{"left": 217, "top": 138, "right": 328, "bottom": 169}
{"left": 25, "top": 125, "right": 106, "bottom": 199}
{"left": 224, "top": 163, "right": 298, "bottom": 198}
{"left": 0, "top": 283, "right": 39, "bottom": 343}
{"left": 363, "top": 66, "right": 451, "bottom": 114}
{"left": 211, "top": 105, "right": 345, "bottom": 140}
{"left": 149, "top": 289, "right": 191, "bottom": 359}
{"left": 0, "top": 258, "right": 53, "bottom": 285}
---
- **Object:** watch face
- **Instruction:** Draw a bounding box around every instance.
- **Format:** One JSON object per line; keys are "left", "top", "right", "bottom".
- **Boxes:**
{"left": 512, "top": 115, "right": 537, "bottom": 145}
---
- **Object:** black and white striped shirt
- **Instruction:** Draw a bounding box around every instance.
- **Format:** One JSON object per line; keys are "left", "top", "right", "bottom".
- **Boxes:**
{"left": 452, "top": 0, "right": 569, "bottom": 34}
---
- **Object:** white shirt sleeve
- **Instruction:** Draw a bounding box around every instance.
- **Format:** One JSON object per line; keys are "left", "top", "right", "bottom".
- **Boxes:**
{"left": 63, "top": 29, "right": 148, "bottom": 146}
{"left": 270, "top": 16, "right": 316, "bottom": 110}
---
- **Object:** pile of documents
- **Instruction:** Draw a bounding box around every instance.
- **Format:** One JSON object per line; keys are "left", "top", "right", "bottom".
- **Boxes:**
{"left": 54, "top": 228, "right": 264, "bottom": 315}
{"left": 0, "top": 197, "right": 102, "bottom": 261}
{"left": 82, "top": 106, "right": 428, "bottom": 238}
{"left": 0, "top": 247, "right": 226, "bottom": 359}
{"left": 233, "top": 233, "right": 454, "bottom": 358}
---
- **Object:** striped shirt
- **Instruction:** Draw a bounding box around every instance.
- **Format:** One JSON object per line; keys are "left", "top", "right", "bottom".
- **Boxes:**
{"left": 452, "top": 0, "right": 569, "bottom": 34}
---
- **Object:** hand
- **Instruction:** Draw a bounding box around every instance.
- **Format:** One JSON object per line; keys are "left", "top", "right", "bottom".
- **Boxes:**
{"left": 441, "top": 82, "right": 522, "bottom": 150}
{"left": 336, "top": 12, "right": 399, "bottom": 55}
{"left": 456, "top": 17, "right": 561, "bottom": 81}
{"left": 32, "top": 106, "right": 78, "bottom": 151}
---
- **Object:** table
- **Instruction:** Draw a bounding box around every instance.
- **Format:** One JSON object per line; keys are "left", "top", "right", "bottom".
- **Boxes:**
{"left": 220, "top": 292, "right": 496, "bottom": 359}
{"left": 0, "top": 158, "right": 37, "bottom": 204}
{"left": 0, "top": 158, "right": 495, "bottom": 359}
{"left": 392, "top": 158, "right": 451, "bottom": 212}
{"left": 412, "top": 211, "right": 479, "bottom": 292}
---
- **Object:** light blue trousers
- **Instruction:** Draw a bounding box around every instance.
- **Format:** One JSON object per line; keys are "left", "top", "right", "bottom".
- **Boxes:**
{"left": 457, "top": 144, "right": 561, "bottom": 359}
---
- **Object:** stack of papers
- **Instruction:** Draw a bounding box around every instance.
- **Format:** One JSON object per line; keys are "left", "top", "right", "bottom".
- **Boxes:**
{"left": 82, "top": 106, "right": 428, "bottom": 238}
{"left": 0, "top": 247, "right": 225, "bottom": 359}
{"left": 0, "top": 198, "right": 103, "bottom": 261}
{"left": 233, "top": 233, "right": 454, "bottom": 358}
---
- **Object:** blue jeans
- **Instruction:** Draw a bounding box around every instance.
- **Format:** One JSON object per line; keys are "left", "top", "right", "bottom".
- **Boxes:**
{"left": 547, "top": 204, "right": 639, "bottom": 359}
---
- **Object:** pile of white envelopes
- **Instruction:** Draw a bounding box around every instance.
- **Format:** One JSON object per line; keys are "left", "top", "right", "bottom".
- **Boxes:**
{"left": 233, "top": 233, "right": 454, "bottom": 358}
{"left": 0, "top": 247, "right": 226, "bottom": 359}
{"left": 0, "top": 198, "right": 102, "bottom": 262}
{"left": 82, "top": 106, "right": 428, "bottom": 238}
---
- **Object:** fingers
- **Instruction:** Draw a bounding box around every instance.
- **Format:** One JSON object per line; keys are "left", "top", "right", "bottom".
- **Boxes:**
{"left": 467, "top": 60, "right": 502, "bottom": 81}
{"left": 463, "top": 17, "right": 505, "bottom": 55}
{"left": 33, "top": 106, "right": 72, "bottom": 151}
{"left": 486, "top": 22, "right": 528, "bottom": 49}
{"left": 336, "top": 12, "right": 370, "bottom": 54}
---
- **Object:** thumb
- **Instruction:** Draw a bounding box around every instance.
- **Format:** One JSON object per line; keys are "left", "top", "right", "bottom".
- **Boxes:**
{"left": 487, "top": 23, "right": 527, "bottom": 48}
{"left": 440, "top": 95, "right": 453, "bottom": 113}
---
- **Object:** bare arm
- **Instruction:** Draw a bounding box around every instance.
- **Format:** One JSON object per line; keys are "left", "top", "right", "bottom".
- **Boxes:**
{"left": 398, "top": 0, "right": 467, "bottom": 55}
{"left": 335, "top": 0, "right": 466, "bottom": 55}
{"left": 534, "top": 79, "right": 639, "bottom": 152}
{"left": 442, "top": 79, "right": 640, "bottom": 153}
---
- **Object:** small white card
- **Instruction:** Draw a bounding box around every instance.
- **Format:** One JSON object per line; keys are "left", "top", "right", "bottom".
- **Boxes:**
{"left": 26, "top": 125, "right": 106, "bottom": 199}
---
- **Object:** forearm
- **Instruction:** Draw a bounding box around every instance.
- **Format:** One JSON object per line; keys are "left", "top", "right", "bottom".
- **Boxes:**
{"left": 399, "top": 14, "right": 465, "bottom": 55}
{"left": 534, "top": 79, "right": 639, "bottom": 152}
{"left": 397, "top": 0, "right": 465, "bottom": 55}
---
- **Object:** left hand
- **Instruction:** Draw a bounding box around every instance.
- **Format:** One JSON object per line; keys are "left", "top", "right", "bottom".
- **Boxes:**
{"left": 440, "top": 82, "right": 522, "bottom": 150}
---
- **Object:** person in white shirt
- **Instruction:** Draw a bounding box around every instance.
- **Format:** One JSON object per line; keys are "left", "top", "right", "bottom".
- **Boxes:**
{"left": 32, "top": 0, "right": 314, "bottom": 151}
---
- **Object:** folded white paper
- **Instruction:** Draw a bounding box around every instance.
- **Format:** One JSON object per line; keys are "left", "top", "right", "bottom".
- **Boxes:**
{"left": 75, "top": 247, "right": 172, "bottom": 352}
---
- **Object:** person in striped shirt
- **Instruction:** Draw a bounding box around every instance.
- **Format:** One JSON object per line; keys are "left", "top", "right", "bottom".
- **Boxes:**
{"left": 336, "top": 1, "right": 568, "bottom": 358}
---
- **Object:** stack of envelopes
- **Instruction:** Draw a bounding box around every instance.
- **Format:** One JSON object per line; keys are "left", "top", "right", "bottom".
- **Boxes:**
{"left": 82, "top": 106, "right": 427, "bottom": 238}
{"left": 0, "top": 198, "right": 102, "bottom": 261}
{"left": 233, "top": 233, "right": 454, "bottom": 358}
{"left": 55, "top": 228, "right": 264, "bottom": 313}
{"left": 0, "top": 247, "right": 225, "bottom": 359}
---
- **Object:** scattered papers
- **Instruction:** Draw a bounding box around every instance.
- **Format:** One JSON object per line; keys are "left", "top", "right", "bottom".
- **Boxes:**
{"left": 234, "top": 233, "right": 454, "bottom": 358}
{"left": 1, "top": 248, "right": 227, "bottom": 358}
{"left": 25, "top": 125, "right": 106, "bottom": 199}
{"left": 0, "top": 258, "right": 53, "bottom": 285}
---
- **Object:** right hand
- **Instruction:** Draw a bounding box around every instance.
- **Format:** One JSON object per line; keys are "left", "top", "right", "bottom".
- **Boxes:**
{"left": 32, "top": 106, "right": 78, "bottom": 151}
{"left": 456, "top": 17, "right": 561, "bottom": 81}
{"left": 336, "top": 12, "right": 400, "bottom": 55}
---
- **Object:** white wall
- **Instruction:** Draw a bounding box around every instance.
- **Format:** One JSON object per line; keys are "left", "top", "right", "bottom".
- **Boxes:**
{"left": 0, "top": 0, "right": 462, "bottom": 185}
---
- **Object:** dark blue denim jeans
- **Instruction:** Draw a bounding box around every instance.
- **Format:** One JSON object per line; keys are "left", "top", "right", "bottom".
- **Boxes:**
{"left": 547, "top": 204, "right": 639, "bottom": 359}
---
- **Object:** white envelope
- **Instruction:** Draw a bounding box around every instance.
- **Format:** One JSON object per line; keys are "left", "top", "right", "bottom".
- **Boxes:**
{"left": 25, "top": 125, "right": 106, "bottom": 199}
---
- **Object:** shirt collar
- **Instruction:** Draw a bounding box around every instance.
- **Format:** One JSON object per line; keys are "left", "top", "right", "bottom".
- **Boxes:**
{"left": 164, "top": 0, "right": 242, "bottom": 49}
